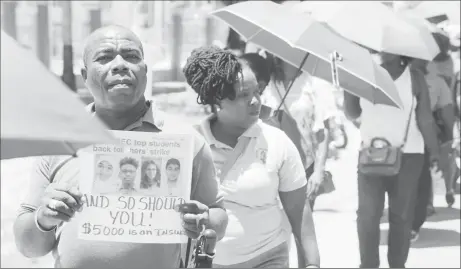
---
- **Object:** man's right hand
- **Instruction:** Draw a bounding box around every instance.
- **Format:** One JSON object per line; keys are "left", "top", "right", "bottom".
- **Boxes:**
{"left": 37, "top": 183, "right": 84, "bottom": 230}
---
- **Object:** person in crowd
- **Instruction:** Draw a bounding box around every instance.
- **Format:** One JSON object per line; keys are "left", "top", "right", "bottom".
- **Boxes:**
{"left": 343, "top": 49, "right": 441, "bottom": 268}
{"left": 249, "top": 52, "right": 335, "bottom": 267}
{"left": 410, "top": 58, "right": 456, "bottom": 242}
{"left": 261, "top": 54, "right": 337, "bottom": 209}
{"left": 13, "top": 25, "right": 228, "bottom": 269}
{"left": 140, "top": 159, "right": 161, "bottom": 193}
{"left": 117, "top": 157, "right": 139, "bottom": 195}
{"left": 183, "top": 46, "right": 320, "bottom": 268}
{"left": 454, "top": 71, "right": 461, "bottom": 175}
{"left": 427, "top": 32, "right": 459, "bottom": 210}
{"left": 430, "top": 32, "right": 456, "bottom": 87}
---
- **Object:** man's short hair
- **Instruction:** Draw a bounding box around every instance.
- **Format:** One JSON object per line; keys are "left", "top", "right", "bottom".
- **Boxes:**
{"left": 166, "top": 158, "right": 180, "bottom": 169}
{"left": 120, "top": 157, "right": 139, "bottom": 169}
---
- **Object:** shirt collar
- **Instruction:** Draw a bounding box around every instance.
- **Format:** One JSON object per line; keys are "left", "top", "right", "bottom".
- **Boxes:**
{"left": 86, "top": 100, "right": 164, "bottom": 131}
{"left": 198, "top": 114, "right": 262, "bottom": 149}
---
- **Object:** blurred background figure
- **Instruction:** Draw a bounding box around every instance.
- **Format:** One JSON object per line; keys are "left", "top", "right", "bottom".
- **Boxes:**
{"left": 410, "top": 56, "right": 456, "bottom": 242}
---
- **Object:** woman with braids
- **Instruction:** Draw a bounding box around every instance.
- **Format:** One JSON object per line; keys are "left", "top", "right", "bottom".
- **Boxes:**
{"left": 183, "top": 46, "right": 320, "bottom": 268}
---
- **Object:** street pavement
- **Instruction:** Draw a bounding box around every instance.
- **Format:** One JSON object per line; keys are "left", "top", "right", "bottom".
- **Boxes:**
{"left": 1, "top": 105, "right": 459, "bottom": 268}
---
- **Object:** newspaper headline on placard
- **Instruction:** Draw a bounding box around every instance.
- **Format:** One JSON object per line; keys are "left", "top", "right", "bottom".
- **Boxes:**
{"left": 77, "top": 130, "right": 194, "bottom": 244}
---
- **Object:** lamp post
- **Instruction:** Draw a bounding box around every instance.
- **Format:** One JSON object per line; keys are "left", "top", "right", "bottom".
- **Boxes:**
{"left": 36, "top": 1, "right": 50, "bottom": 68}
{"left": 61, "top": 1, "right": 76, "bottom": 91}
{"left": 2, "top": 1, "right": 18, "bottom": 40}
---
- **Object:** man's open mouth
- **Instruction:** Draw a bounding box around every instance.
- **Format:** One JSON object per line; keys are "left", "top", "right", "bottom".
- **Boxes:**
{"left": 109, "top": 79, "right": 133, "bottom": 87}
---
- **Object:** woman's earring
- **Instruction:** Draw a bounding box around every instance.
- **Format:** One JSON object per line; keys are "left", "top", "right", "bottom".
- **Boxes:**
{"left": 400, "top": 60, "right": 406, "bottom": 66}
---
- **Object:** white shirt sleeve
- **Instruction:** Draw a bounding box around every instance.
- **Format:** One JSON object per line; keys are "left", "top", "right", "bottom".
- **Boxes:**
{"left": 311, "top": 79, "right": 338, "bottom": 132}
{"left": 278, "top": 132, "right": 307, "bottom": 192}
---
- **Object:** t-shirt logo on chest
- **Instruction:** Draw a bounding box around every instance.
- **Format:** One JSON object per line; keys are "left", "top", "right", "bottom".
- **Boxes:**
{"left": 255, "top": 148, "right": 268, "bottom": 164}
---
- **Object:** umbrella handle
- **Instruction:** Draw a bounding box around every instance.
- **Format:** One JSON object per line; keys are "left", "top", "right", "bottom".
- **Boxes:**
{"left": 194, "top": 229, "right": 217, "bottom": 268}
{"left": 330, "top": 51, "right": 343, "bottom": 90}
{"left": 275, "top": 52, "right": 311, "bottom": 112}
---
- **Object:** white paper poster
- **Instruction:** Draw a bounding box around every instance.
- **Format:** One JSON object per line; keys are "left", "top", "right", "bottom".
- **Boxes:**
{"left": 77, "top": 130, "right": 194, "bottom": 244}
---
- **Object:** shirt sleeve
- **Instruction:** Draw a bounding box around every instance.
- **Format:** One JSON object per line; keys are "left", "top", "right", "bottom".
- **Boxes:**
{"left": 312, "top": 81, "right": 337, "bottom": 132}
{"left": 18, "top": 157, "right": 53, "bottom": 216}
{"left": 278, "top": 132, "right": 308, "bottom": 192}
{"left": 190, "top": 139, "right": 224, "bottom": 209}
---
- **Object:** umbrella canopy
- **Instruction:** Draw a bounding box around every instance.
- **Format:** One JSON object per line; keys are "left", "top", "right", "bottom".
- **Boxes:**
{"left": 1, "top": 31, "right": 114, "bottom": 159}
{"left": 296, "top": 1, "right": 440, "bottom": 61}
{"left": 210, "top": 1, "right": 403, "bottom": 108}
{"left": 409, "top": 1, "right": 460, "bottom": 24}
{"left": 396, "top": 10, "right": 440, "bottom": 33}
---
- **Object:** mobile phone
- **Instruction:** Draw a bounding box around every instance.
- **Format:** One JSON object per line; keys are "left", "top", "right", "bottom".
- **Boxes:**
{"left": 176, "top": 203, "right": 200, "bottom": 214}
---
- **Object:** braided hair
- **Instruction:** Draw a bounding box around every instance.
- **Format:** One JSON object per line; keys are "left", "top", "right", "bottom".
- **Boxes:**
{"left": 183, "top": 45, "right": 243, "bottom": 106}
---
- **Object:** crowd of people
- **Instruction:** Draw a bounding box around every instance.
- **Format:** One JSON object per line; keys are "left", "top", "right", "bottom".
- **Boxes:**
{"left": 10, "top": 3, "right": 460, "bottom": 269}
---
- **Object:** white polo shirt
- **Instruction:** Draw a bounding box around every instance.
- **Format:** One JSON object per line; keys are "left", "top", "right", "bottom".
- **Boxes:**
{"left": 194, "top": 117, "right": 307, "bottom": 265}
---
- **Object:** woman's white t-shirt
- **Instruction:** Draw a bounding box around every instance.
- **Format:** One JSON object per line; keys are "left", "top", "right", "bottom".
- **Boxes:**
{"left": 359, "top": 67, "right": 425, "bottom": 153}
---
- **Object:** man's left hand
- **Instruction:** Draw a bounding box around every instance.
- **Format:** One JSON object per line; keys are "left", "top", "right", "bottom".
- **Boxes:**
{"left": 306, "top": 171, "right": 324, "bottom": 200}
{"left": 178, "top": 201, "right": 210, "bottom": 239}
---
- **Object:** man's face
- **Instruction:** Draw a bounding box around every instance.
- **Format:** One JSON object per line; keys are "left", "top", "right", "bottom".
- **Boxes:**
{"left": 96, "top": 160, "right": 113, "bottom": 181}
{"left": 166, "top": 164, "right": 180, "bottom": 182}
{"left": 119, "top": 163, "right": 137, "bottom": 188}
{"left": 82, "top": 27, "right": 147, "bottom": 111}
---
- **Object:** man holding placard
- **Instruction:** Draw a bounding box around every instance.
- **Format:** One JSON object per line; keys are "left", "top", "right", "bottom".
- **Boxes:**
{"left": 13, "top": 25, "right": 228, "bottom": 268}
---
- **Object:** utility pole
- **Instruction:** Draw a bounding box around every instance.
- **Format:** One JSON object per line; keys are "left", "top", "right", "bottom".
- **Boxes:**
{"left": 61, "top": 1, "right": 76, "bottom": 91}
{"left": 223, "top": 0, "right": 246, "bottom": 54}
{"left": 204, "top": 2, "right": 215, "bottom": 46}
{"left": 89, "top": 7, "right": 102, "bottom": 32}
{"left": 171, "top": 7, "right": 183, "bottom": 81}
{"left": 36, "top": 2, "right": 50, "bottom": 68}
{"left": 2, "top": 1, "right": 18, "bottom": 40}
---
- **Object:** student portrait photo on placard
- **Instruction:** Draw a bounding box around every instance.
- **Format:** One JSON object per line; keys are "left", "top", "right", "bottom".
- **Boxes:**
{"left": 140, "top": 157, "right": 162, "bottom": 195}
{"left": 92, "top": 155, "right": 119, "bottom": 195}
{"left": 116, "top": 156, "right": 141, "bottom": 196}
{"left": 164, "top": 158, "right": 182, "bottom": 196}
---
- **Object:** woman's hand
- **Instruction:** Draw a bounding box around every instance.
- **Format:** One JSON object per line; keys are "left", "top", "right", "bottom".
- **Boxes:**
{"left": 306, "top": 172, "right": 324, "bottom": 200}
{"left": 176, "top": 201, "right": 210, "bottom": 239}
